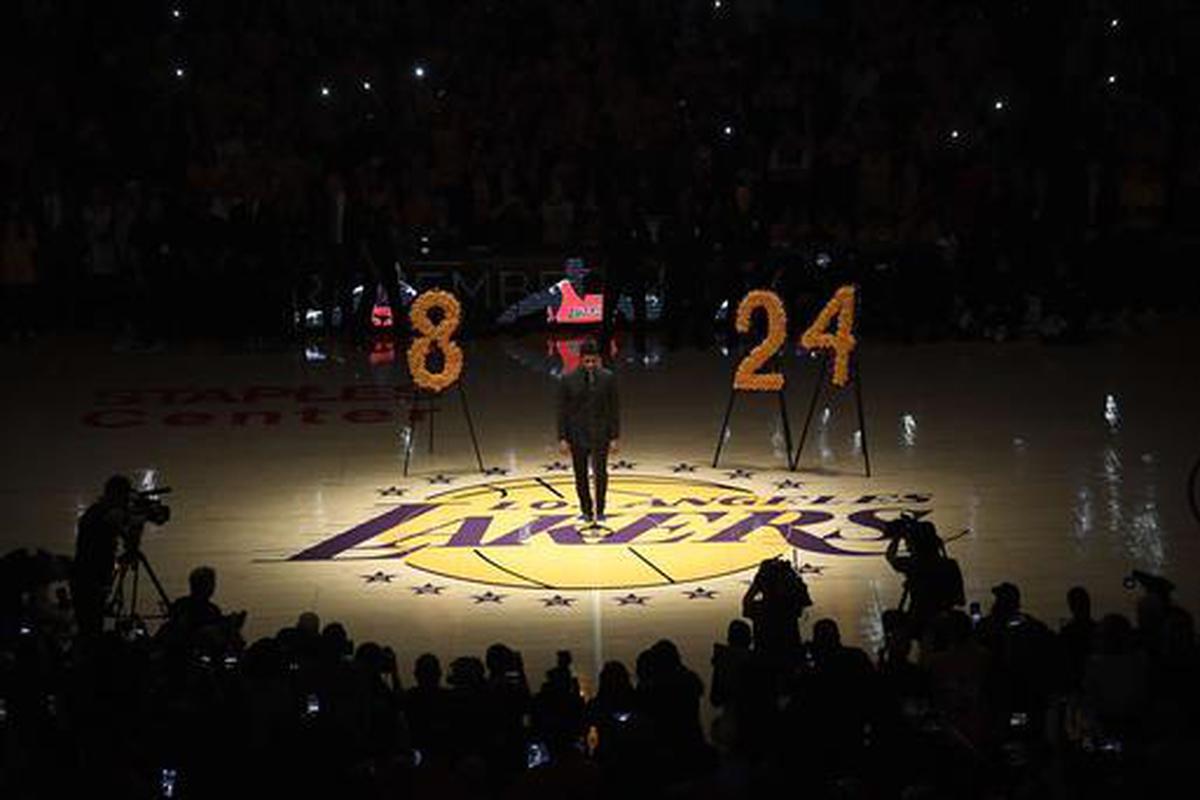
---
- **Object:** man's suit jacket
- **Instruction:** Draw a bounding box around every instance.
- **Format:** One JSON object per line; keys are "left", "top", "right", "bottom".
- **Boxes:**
{"left": 557, "top": 367, "right": 619, "bottom": 448}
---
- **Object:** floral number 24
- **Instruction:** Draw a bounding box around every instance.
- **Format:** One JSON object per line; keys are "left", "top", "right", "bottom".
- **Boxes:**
{"left": 733, "top": 285, "right": 858, "bottom": 391}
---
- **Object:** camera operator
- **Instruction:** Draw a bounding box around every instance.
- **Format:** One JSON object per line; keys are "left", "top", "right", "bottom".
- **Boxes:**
{"left": 884, "top": 517, "right": 965, "bottom": 639}
{"left": 741, "top": 558, "right": 813, "bottom": 674}
{"left": 71, "top": 475, "right": 137, "bottom": 637}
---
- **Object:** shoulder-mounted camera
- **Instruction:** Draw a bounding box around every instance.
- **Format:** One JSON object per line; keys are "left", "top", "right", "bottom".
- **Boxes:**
{"left": 131, "top": 487, "right": 172, "bottom": 526}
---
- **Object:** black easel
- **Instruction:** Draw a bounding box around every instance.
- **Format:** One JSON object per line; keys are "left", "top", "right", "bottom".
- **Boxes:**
{"left": 711, "top": 359, "right": 794, "bottom": 469}
{"left": 403, "top": 382, "right": 486, "bottom": 477}
{"left": 790, "top": 358, "right": 871, "bottom": 477}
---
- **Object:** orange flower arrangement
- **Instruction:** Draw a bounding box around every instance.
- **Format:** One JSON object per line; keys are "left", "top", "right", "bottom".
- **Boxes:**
{"left": 407, "top": 290, "right": 464, "bottom": 393}
{"left": 733, "top": 290, "right": 787, "bottom": 392}
{"left": 799, "top": 284, "right": 856, "bottom": 387}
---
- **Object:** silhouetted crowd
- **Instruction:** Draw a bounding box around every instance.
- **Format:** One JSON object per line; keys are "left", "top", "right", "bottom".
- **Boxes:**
{"left": 2, "top": 540, "right": 1198, "bottom": 799}
{"left": 3, "top": 1, "right": 1200, "bottom": 343}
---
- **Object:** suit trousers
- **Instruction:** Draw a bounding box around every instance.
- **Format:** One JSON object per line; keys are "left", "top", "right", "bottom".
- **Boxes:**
{"left": 569, "top": 441, "right": 609, "bottom": 517}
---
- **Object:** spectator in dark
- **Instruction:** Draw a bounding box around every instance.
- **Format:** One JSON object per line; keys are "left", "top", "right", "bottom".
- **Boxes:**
{"left": 584, "top": 660, "right": 638, "bottom": 751}
{"left": 1082, "top": 614, "right": 1149, "bottom": 743}
{"left": 485, "top": 643, "right": 532, "bottom": 776}
{"left": 1059, "top": 586, "right": 1096, "bottom": 691}
{"left": 288, "top": 610, "right": 323, "bottom": 669}
{"left": 239, "top": 635, "right": 292, "bottom": 764}
{"left": 81, "top": 185, "right": 120, "bottom": 331}
{"left": 788, "top": 618, "right": 877, "bottom": 774}
{"left": 445, "top": 655, "right": 490, "bottom": 761}
{"left": 287, "top": 621, "right": 362, "bottom": 780}
{"left": 540, "top": 176, "right": 575, "bottom": 249}
{"left": 158, "top": 564, "right": 247, "bottom": 665}
{"left": 532, "top": 650, "right": 586, "bottom": 756}
{"left": 1134, "top": 579, "right": 1175, "bottom": 656}
{"left": 600, "top": 194, "right": 651, "bottom": 351}
{"left": 34, "top": 581, "right": 76, "bottom": 644}
{"left": 297, "top": 610, "right": 320, "bottom": 638}
{"left": 357, "top": 178, "right": 400, "bottom": 330}
{"left": 718, "top": 180, "right": 768, "bottom": 296}
{"left": 741, "top": 557, "right": 812, "bottom": 677}
{"left": 166, "top": 565, "right": 223, "bottom": 636}
{"left": 874, "top": 608, "right": 933, "bottom": 773}
{"left": 660, "top": 187, "right": 708, "bottom": 347}
{"left": 490, "top": 169, "right": 534, "bottom": 250}
{"left": 583, "top": 659, "right": 652, "bottom": 793}
{"left": 351, "top": 642, "right": 406, "bottom": 759}
{"left": 405, "top": 653, "right": 451, "bottom": 759}
{"left": 712, "top": 619, "right": 777, "bottom": 758}
{"left": 709, "top": 619, "right": 754, "bottom": 709}
{"left": 976, "top": 581, "right": 1031, "bottom": 648}
{"left": 923, "top": 610, "right": 990, "bottom": 749}
{"left": 321, "top": 621, "right": 353, "bottom": 662}
{"left": 1147, "top": 607, "right": 1200, "bottom": 743}
{"left": 505, "top": 719, "right": 601, "bottom": 800}
{"left": 635, "top": 639, "right": 711, "bottom": 783}
{"left": 317, "top": 623, "right": 357, "bottom": 703}
{"left": 976, "top": 582, "right": 1055, "bottom": 735}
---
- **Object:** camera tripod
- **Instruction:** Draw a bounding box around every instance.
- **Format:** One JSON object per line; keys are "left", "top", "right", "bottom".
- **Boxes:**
{"left": 108, "top": 548, "right": 172, "bottom": 628}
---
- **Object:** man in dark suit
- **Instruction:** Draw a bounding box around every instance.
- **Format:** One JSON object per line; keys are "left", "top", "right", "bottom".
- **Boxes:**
{"left": 557, "top": 338, "right": 620, "bottom": 522}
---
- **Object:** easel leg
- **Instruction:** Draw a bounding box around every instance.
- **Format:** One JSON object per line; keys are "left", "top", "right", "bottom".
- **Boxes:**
{"left": 778, "top": 389, "right": 794, "bottom": 470}
{"left": 402, "top": 395, "right": 419, "bottom": 477}
{"left": 792, "top": 363, "right": 826, "bottom": 471}
{"left": 458, "top": 383, "right": 486, "bottom": 473}
{"left": 712, "top": 389, "right": 738, "bottom": 468}
{"left": 428, "top": 394, "right": 436, "bottom": 455}
{"left": 854, "top": 368, "right": 871, "bottom": 478}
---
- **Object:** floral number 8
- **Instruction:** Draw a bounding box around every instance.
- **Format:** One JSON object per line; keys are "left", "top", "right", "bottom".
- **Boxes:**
{"left": 407, "top": 290, "right": 464, "bottom": 393}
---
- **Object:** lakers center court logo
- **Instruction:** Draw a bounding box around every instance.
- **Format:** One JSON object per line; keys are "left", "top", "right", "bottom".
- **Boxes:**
{"left": 288, "top": 474, "right": 933, "bottom": 590}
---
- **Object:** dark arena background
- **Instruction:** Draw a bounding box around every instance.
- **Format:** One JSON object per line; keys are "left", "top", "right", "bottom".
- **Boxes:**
{"left": 3, "top": 2, "right": 1200, "bottom": 798}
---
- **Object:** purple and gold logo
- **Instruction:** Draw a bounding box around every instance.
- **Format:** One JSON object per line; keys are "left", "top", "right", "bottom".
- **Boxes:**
{"left": 289, "top": 474, "right": 931, "bottom": 590}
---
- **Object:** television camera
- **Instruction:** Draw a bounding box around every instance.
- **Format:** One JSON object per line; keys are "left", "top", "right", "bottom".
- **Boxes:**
{"left": 129, "top": 486, "right": 172, "bottom": 531}
{"left": 110, "top": 486, "right": 174, "bottom": 631}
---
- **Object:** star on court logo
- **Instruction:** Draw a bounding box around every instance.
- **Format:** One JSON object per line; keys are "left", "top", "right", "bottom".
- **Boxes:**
{"left": 287, "top": 474, "right": 932, "bottom": 590}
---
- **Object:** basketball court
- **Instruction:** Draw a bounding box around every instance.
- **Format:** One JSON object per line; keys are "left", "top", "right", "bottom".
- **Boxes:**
{"left": 3, "top": 327, "right": 1198, "bottom": 691}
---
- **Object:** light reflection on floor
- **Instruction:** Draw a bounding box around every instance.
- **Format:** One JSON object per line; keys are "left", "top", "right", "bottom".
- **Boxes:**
{"left": 2, "top": 329, "right": 1199, "bottom": 691}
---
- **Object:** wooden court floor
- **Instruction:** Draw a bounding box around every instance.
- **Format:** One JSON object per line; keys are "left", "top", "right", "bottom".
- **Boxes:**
{"left": 2, "top": 329, "right": 1198, "bottom": 691}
